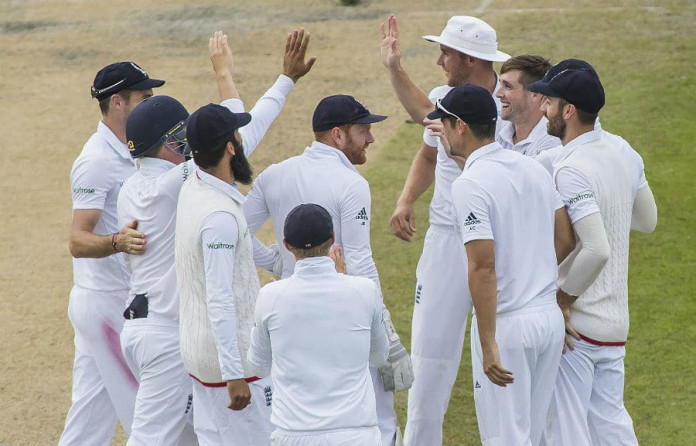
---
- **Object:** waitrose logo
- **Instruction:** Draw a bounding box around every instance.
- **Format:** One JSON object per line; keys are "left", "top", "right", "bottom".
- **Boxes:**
{"left": 73, "top": 187, "right": 96, "bottom": 194}
{"left": 568, "top": 192, "right": 595, "bottom": 205}
{"left": 207, "top": 242, "right": 235, "bottom": 250}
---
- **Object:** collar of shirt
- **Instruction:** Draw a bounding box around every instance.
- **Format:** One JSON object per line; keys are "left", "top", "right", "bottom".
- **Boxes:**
{"left": 556, "top": 128, "right": 603, "bottom": 165}
{"left": 304, "top": 140, "right": 359, "bottom": 175}
{"left": 138, "top": 157, "right": 177, "bottom": 177}
{"left": 97, "top": 120, "right": 133, "bottom": 162}
{"left": 195, "top": 169, "right": 246, "bottom": 206}
{"left": 463, "top": 141, "right": 503, "bottom": 171}
{"left": 293, "top": 256, "right": 338, "bottom": 277}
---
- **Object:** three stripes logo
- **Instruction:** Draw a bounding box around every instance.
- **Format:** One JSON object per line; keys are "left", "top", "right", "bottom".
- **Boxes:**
{"left": 415, "top": 284, "right": 423, "bottom": 304}
{"left": 463, "top": 212, "right": 481, "bottom": 226}
{"left": 356, "top": 207, "right": 369, "bottom": 225}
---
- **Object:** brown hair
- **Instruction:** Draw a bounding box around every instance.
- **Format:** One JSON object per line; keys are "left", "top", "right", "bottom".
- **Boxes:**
{"left": 500, "top": 54, "right": 552, "bottom": 88}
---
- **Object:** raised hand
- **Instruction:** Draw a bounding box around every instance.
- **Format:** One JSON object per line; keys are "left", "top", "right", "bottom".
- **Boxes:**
{"left": 283, "top": 28, "right": 317, "bottom": 82}
{"left": 209, "top": 30, "right": 234, "bottom": 76}
{"left": 380, "top": 14, "right": 402, "bottom": 70}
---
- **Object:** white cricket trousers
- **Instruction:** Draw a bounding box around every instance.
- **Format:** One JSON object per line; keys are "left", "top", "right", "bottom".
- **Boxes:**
{"left": 192, "top": 376, "right": 274, "bottom": 445}
{"left": 541, "top": 338, "right": 638, "bottom": 446}
{"left": 270, "top": 426, "right": 382, "bottom": 446}
{"left": 120, "top": 319, "right": 198, "bottom": 446}
{"left": 404, "top": 225, "right": 471, "bottom": 446}
{"left": 471, "top": 301, "right": 564, "bottom": 446}
{"left": 59, "top": 286, "right": 137, "bottom": 446}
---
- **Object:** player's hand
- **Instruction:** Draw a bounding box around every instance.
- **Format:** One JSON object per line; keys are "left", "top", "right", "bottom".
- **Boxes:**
{"left": 482, "top": 342, "right": 514, "bottom": 387}
{"left": 329, "top": 244, "right": 347, "bottom": 274}
{"left": 380, "top": 14, "right": 401, "bottom": 70}
{"left": 283, "top": 28, "right": 317, "bottom": 82}
{"left": 115, "top": 220, "right": 146, "bottom": 255}
{"left": 390, "top": 201, "right": 416, "bottom": 242}
{"left": 210, "top": 31, "right": 234, "bottom": 76}
{"left": 226, "top": 379, "right": 251, "bottom": 411}
{"left": 557, "top": 289, "right": 580, "bottom": 353}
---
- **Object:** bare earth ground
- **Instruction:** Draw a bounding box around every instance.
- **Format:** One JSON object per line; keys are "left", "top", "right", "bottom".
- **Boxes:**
{"left": 0, "top": 0, "right": 688, "bottom": 445}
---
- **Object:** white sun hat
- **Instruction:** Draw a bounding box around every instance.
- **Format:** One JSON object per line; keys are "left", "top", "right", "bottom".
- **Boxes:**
{"left": 423, "top": 16, "right": 511, "bottom": 62}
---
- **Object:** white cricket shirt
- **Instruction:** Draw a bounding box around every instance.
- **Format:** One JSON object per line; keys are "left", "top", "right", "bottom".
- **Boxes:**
{"left": 496, "top": 116, "right": 561, "bottom": 156}
{"left": 423, "top": 80, "right": 502, "bottom": 227}
{"left": 247, "top": 256, "right": 389, "bottom": 432}
{"left": 71, "top": 121, "right": 136, "bottom": 291}
{"left": 116, "top": 74, "right": 295, "bottom": 322}
{"left": 451, "top": 142, "right": 563, "bottom": 314}
{"left": 244, "top": 141, "right": 380, "bottom": 289}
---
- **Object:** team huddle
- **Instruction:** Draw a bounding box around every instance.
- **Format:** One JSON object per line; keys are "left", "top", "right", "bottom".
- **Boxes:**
{"left": 62, "top": 14, "right": 657, "bottom": 446}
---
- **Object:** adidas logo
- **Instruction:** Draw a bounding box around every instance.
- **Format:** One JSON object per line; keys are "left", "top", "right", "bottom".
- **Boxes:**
{"left": 464, "top": 212, "right": 481, "bottom": 226}
{"left": 474, "top": 381, "right": 481, "bottom": 389}
{"left": 415, "top": 284, "right": 423, "bottom": 304}
{"left": 356, "top": 207, "right": 369, "bottom": 221}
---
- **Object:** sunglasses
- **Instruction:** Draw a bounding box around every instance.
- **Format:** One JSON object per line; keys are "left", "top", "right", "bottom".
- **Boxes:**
{"left": 435, "top": 98, "right": 461, "bottom": 121}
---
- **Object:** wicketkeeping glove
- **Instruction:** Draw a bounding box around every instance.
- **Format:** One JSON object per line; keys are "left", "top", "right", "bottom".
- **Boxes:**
{"left": 378, "top": 308, "right": 414, "bottom": 393}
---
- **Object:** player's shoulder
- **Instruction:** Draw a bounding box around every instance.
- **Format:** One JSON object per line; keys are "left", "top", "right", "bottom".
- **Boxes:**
{"left": 428, "top": 85, "right": 453, "bottom": 103}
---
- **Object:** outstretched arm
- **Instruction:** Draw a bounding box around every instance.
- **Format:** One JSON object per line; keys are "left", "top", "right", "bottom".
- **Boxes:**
{"left": 210, "top": 31, "right": 240, "bottom": 102}
{"left": 380, "top": 14, "right": 434, "bottom": 124}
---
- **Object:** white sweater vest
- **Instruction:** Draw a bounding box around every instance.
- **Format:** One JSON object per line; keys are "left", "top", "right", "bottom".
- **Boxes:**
{"left": 176, "top": 176, "right": 260, "bottom": 382}
{"left": 555, "top": 139, "right": 634, "bottom": 342}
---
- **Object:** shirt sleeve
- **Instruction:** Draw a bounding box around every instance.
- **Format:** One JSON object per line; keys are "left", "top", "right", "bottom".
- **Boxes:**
{"left": 369, "top": 285, "right": 389, "bottom": 368}
{"left": 243, "top": 173, "right": 270, "bottom": 235}
{"left": 247, "top": 288, "right": 273, "bottom": 378}
{"left": 339, "top": 179, "right": 381, "bottom": 292}
{"left": 451, "top": 178, "right": 493, "bottom": 244}
{"left": 236, "top": 75, "right": 295, "bottom": 158}
{"left": 200, "top": 211, "right": 244, "bottom": 381}
{"left": 70, "top": 155, "right": 111, "bottom": 211}
{"left": 554, "top": 166, "right": 600, "bottom": 224}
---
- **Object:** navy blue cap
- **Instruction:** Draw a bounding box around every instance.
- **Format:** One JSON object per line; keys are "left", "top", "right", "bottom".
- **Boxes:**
{"left": 543, "top": 58, "right": 599, "bottom": 83}
{"left": 528, "top": 68, "right": 605, "bottom": 114}
{"left": 312, "top": 95, "right": 387, "bottom": 132}
{"left": 126, "top": 95, "right": 189, "bottom": 158}
{"left": 186, "top": 103, "right": 251, "bottom": 155}
{"left": 91, "top": 62, "right": 164, "bottom": 101}
{"left": 284, "top": 203, "right": 334, "bottom": 249}
{"left": 426, "top": 84, "right": 497, "bottom": 124}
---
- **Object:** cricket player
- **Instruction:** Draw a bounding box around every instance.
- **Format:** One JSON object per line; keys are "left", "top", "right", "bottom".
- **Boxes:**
{"left": 527, "top": 61, "right": 658, "bottom": 446}
{"left": 428, "top": 84, "right": 574, "bottom": 445}
{"left": 243, "top": 94, "right": 411, "bottom": 446}
{"left": 248, "top": 203, "right": 390, "bottom": 446}
{"left": 380, "top": 15, "right": 510, "bottom": 446}
{"left": 495, "top": 54, "right": 561, "bottom": 155}
{"left": 175, "top": 102, "right": 274, "bottom": 445}
{"left": 115, "top": 27, "right": 314, "bottom": 444}
{"left": 62, "top": 61, "right": 163, "bottom": 446}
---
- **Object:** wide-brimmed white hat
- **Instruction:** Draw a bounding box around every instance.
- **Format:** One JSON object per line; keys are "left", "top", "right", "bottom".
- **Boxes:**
{"left": 423, "top": 16, "right": 510, "bottom": 62}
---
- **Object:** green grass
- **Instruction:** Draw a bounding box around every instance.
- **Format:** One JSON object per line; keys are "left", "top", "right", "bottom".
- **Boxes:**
{"left": 364, "top": 3, "right": 696, "bottom": 445}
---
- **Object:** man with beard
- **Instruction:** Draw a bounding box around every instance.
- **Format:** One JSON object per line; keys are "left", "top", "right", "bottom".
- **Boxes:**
{"left": 117, "top": 29, "right": 315, "bottom": 446}
{"left": 243, "top": 94, "right": 412, "bottom": 446}
{"left": 379, "top": 14, "right": 510, "bottom": 446}
{"left": 527, "top": 62, "right": 657, "bottom": 446}
{"left": 428, "top": 84, "right": 573, "bottom": 446}
{"left": 495, "top": 54, "right": 560, "bottom": 156}
{"left": 175, "top": 103, "right": 273, "bottom": 445}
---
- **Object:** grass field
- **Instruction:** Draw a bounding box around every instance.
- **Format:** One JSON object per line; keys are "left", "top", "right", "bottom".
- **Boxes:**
{"left": 1, "top": 0, "right": 694, "bottom": 444}
{"left": 366, "top": 2, "right": 696, "bottom": 444}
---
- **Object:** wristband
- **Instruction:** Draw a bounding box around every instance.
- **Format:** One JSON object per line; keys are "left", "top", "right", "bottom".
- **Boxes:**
{"left": 112, "top": 233, "right": 119, "bottom": 252}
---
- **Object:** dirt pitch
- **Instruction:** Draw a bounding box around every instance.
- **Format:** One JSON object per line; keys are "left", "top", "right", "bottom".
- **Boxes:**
{"left": 0, "top": 0, "right": 672, "bottom": 444}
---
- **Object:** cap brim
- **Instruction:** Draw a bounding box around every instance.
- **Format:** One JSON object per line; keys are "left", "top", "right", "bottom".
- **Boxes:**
{"left": 423, "top": 35, "right": 511, "bottom": 62}
{"left": 236, "top": 112, "right": 252, "bottom": 128}
{"left": 527, "top": 80, "right": 559, "bottom": 97}
{"left": 128, "top": 78, "right": 166, "bottom": 91}
{"left": 353, "top": 114, "right": 387, "bottom": 125}
{"left": 426, "top": 108, "right": 448, "bottom": 120}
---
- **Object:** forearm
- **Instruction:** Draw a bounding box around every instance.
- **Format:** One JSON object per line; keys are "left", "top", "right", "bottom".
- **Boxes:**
{"left": 397, "top": 144, "right": 437, "bottom": 206}
{"left": 469, "top": 265, "right": 498, "bottom": 351}
{"left": 216, "top": 69, "right": 240, "bottom": 102}
{"left": 388, "top": 64, "right": 434, "bottom": 124}
{"left": 560, "top": 213, "right": 610, "bottom": 296}
{"left": 69, "top": 230, "right": 116, "bottom": 258}
{"left": 631, "top": 186, "right": 657, "bottom": 233}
